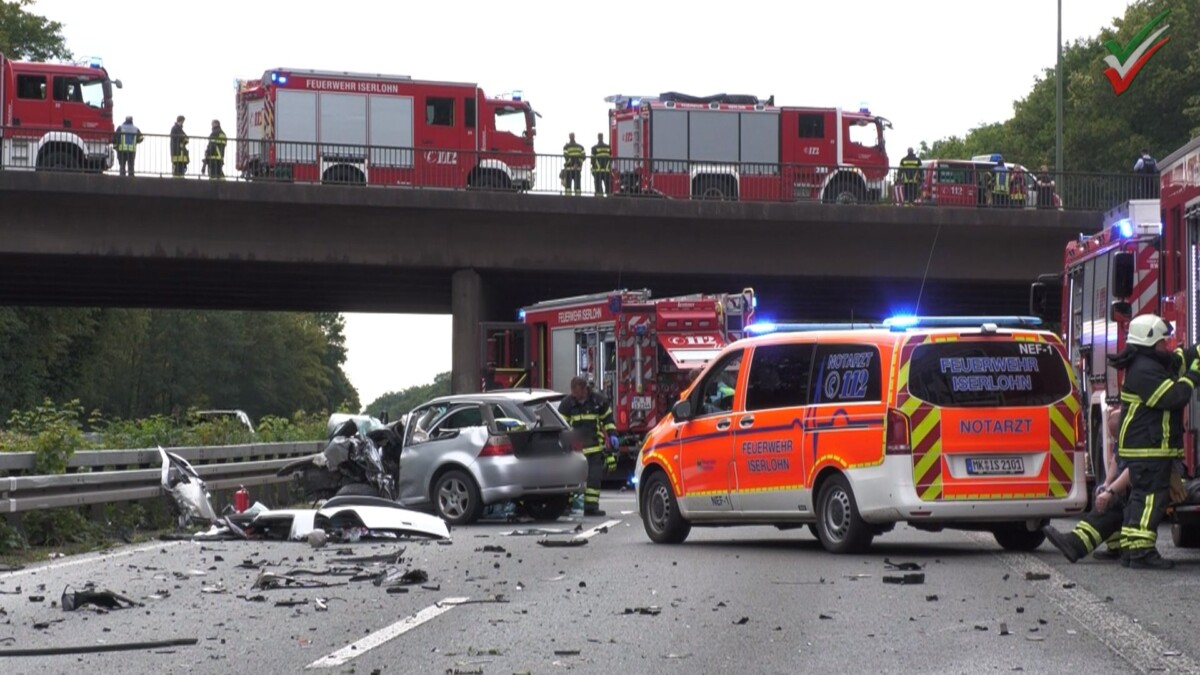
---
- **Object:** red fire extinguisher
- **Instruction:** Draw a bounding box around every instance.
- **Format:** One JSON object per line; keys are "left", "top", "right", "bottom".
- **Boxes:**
{"left": 234, "top": 485, "right": 250, "bottom": 513}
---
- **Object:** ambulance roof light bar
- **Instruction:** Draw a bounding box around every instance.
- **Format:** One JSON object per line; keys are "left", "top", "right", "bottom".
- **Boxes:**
{"left": 744, "top": 315, "right": 1043, "bottom": 335}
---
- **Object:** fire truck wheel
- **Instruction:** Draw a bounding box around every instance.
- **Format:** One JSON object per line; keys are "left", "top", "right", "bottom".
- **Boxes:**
{"left": 823, "top": 179, "right": 863, "bottom": 204}
{"left": 433, "top": 469, "right": 483, "bottom": 526}
{"left": 991, "top": 523, "right": 1047, "bottom": 551}
{"left": 39, "top": 150, "right": 80, "bottom": 172}
{"left": 815, "top": 474, "right": 873, "bottom": 554}
{"left": 522, "top": 495, "right": 571, "bottom": 522}
{"left": 642, "top": 471, "right": 690, "bottom": 544}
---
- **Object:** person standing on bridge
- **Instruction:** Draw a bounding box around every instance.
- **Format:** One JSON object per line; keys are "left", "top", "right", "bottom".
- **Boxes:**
{"left": 591, "top": 132, "right": 612, "bottom": 197}
{"left": 559, "top": 376, "right": 617, "bottom": 516}
{"left": 1133, "top": 148, "right": 1158, "bottom": 200}
{"left": 111, "top": 115, "right": 143, "bottom": 178}
{"left": 170, "top": 115, "right": 189, "bottom": 178}
{"left": 1108, "top": 315, "right": 1200, "bottom": 570}
{"left": 989, "top": 157, "right": 1009, "bottom": 208}
{"left": 897, "top": 147, "right": 922, "bottom": 206}
{"left": 205, "top": 120, "right": 227, "bottom": 181}
{"left": 563, "top": 133, "right": 586, "bottom": 196}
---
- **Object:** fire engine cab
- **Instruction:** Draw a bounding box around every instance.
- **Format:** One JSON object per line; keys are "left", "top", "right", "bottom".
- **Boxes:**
{"left": 480, "top": 288, "right": 757, "bottom": 481}
{"left": 236, "top": 68, "right": 537, "bottom": 190}
{"left": 605, "top": 92, "right": 891, "bottom": 203}
{"left": 0, "top": 53, "right": 121, "bottom": 172}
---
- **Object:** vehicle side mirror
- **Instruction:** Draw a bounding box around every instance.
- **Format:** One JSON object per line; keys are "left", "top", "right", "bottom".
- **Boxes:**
{"left": 112, "top": 79, "right": 123, "bottom": 89}
{"left": 1029, "top": 282, "right": 1048, "bottom": 319}
{"left": 671, "top": 399, "right": 693, "bottom": 421}
{"left": 1111, "top": 251, "right": 1135, "bottom": 298}
{"left": 1111, "top": 301, "right": 1132, "bottom": 321}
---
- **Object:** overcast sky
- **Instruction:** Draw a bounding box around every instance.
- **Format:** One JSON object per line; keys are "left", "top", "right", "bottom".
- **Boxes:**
{"left": 32, "top": 0, "right": 1135, "bottom": 408}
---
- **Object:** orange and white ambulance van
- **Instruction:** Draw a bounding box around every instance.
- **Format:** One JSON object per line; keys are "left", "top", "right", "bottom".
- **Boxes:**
{"left": 634, "top": 316, "right": 1088, "bottom": 553}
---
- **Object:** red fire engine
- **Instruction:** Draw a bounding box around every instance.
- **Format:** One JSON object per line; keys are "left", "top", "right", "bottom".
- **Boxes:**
{"left": 1040, "top": 134, "right": 1200, "bottom": 545}
{"left": 605, "top": 92, "right": 891, "bottom": 203}
{"left": 480, "top": 288, "right": 757, "bottom": 480}
{"left": 236, "top": 68, "right": 537, "bottom": 189}
{"left": 0, "top": 54, "right": 121, "bottom": 172}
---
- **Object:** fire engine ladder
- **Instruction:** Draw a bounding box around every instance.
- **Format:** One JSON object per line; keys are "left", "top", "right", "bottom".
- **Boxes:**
{"left": 522, "top": 289, "right": 653, "bottom": 312}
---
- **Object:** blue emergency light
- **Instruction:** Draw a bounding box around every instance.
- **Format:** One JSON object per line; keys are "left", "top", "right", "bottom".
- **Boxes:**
{"left": 271, "top": 72, "right": 289, "bottom": 85}
{"left": 88, "top": 57, "right": 103, "bottom": 69}
{"left": 512, "top": 90, "right": 523, "bottom": 101}
{"left": 1115, "top": 218, "right": 1134, "bottom": 238}
{"left": 517, "top": 308, "right": 526, "bottom": 321}
{"left": 751, "top": 295, "right": 758, "bottom": 309}
{"left": 882, "top": 315, "right": 1043, "bottom": 330}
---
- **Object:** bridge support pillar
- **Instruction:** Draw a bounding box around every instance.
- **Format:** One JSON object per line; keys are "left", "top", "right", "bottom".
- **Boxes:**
{"left": 451, "top": 268, "right": 492, "bottom": 395}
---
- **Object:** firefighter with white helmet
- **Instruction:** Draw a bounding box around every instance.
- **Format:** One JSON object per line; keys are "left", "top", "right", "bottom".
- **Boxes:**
{"left": 1108, "top": 314, "right": 1200, "bottom": 569}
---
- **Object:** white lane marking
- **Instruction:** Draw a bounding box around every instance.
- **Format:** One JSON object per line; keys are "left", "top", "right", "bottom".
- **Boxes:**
{"left": 573, "top": 519, "right": 621, "bottom": 541}
{"left": 305, "top": 597, "right": 469, "bottom": 669}
{"left": 0, "top": 541, "right": 187, "bottom": 579}
{"left": 966, "top": 531, "right": 1200, "bottom": 675}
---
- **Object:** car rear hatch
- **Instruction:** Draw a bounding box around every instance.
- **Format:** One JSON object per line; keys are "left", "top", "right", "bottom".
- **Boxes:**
{"left": 895, "top": 333, "right": 1078, "bottom": 501}
{"left": 496, "top": 396, "right": 574, "bottom": 458}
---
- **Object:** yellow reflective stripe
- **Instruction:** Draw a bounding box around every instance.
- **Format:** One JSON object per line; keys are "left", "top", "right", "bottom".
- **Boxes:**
{"left": 582, "top": 446, "right": 603, "bottom": 454}
{"left": 1140, "top": 493, "right": 1155, "bottom": 531}
{"left": 1162, "top": 410, "right": 1171, "bottom": 450}
{"left": 1118, "top": 447, "right": 1184, "bottom": 458}
{"left": 1119, "top": 392, "right": 1142, "bottom": 403}
{"left": 1145, "top": 379, "right": 1176, "bottom": 407}
{"left": 1118, "top": 401, "right": 1138, "bottom": 448}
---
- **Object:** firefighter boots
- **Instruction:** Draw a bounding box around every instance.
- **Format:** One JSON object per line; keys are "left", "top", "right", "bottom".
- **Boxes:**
{"left": 1122, "top": 551, "right": 1174, "bottom": 570}
{"left": 1043, "top": 525, "right": 1085, "bottom": 563}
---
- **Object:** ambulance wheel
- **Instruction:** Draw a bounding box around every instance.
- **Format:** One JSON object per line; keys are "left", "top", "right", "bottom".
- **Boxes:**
{"left": 992, "top": 523, "right": 1046, "bottom": 551}
{"left": 1172, "top": 523, "right": 1200, "bottom": 548}
{"left": 816, "top": 474, "right": 873, "bottom": 554}
{"left": 642, "top": 472, "right": 690, "bottom": 544}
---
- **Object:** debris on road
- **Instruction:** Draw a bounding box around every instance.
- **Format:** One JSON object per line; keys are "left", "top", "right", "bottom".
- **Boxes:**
{"left": 733, "top": 617, "right": 749, "bottom": 625}
{"left": 882, "top": 573, "right": 925, "bottom": 585}
{"left": 537, "top": 538, "right": 587, "bottom": 548}
{"left": 252, "top": 572, "right": 348, "bottom": 591}
{"left": 0, "top": 637, "right": 199, "bottom": 657}
{"left": 159, "top": 446, "right": 220, "bottom": 528}
{"left": 819, "top": 614, "right": 833, "bottom": 620}
{"left": 624, "top": 606, "right": 662, "bottom": 616}
{"left": 1000, "top": 622, "right": 1011, "bottom": 636}
{"left": 373, "top": 568, "right": 428, "bottom": 587}
{"left": 61, "top": 585, "right": 142, "bottom": 612}
{"left": 926, "top": 595, "right": 939, "bottom": 602}
{"left": 883, "top": 558, "right": 924, "bottom": 571}
{"left": 1024, "top": 572, "right": 1050, "bottom": 581}
{"left": 554, "top": 649, "right": 581, "bottom": 656}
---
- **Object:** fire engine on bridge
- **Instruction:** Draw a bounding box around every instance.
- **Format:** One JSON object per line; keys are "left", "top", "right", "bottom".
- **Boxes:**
{"left": 604, "top": 92, "right": 891, "bottom": 204}
{"left": 236, "top": 68, "right": 537, "bottom": 190}
{"left": 0, "top": 53, "right": 121, "bottom": 172}
{"left": 1038, "top": 134, "right": 1200, "bottom": 545}
{"left": 480, "top": 288, "right": 757, "bottom": 482}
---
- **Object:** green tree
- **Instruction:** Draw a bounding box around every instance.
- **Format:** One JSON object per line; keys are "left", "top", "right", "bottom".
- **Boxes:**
{"left": 921, "top": 0, "right": 1200, "bottom": 171}
{"left": 364, "top": 372, "right": 451, "bottom": 422}
{"left": 0, "top": 0, "right": 71, "bottom": 61}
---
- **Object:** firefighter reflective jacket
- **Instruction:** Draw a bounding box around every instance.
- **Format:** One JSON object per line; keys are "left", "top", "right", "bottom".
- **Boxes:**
{"left": 559, "top": 391, "right": 615, "bottom": 454}
{"left": 1114, "top": 345, "right": 1200, "bottom": 459}
{"left": 591, "top": 142, "right": 611, "bottom": 173}
{"left": 113, "top": 123, "right": 143, "bottom": 152}
{"left": 899, "top": 155, "right": 921, "bottom": 184}
{"left": 170, "top": 123, "right": 189, "bottom": 162}
{"left": 992, "top": 166, "right": 1009, "bottom": 193}
{"left": 206, "top": 128, "right": 227, "bottom": 161}
{"left": 563, "top": 142, "right": 585, "bottom": 170}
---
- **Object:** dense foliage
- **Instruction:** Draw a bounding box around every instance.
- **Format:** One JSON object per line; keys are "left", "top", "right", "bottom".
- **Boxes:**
{"left": 920, "top": 0, "right": 1200, "bottom": 171}
{"left": 0, "top": 308, "right": 359, "bottom": 424}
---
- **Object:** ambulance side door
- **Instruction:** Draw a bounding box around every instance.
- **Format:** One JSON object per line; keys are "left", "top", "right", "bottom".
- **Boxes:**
{"left": 734, "top": 342, "right": 814, "bottom": 516}
{"left": 677, "top": 349, "right": 744, "bottom": 514}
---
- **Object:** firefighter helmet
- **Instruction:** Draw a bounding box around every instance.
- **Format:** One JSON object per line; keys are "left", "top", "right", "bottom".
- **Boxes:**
{"left": 1127, "top": 314, "right": 1172, "bottom": 347}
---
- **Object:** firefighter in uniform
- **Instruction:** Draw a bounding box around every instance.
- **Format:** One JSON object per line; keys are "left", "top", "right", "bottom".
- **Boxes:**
{"left": 990, "top": 157, "right": 1009, "bottom": 207}
{"left": 170, "top": 115, "right": 189, "bottom": 178}
{"left": 111, "top": 115, "right": 143, "bottom": 178}
{"left": 1109, "top": 314, "right": 1200, "bottom": 570}
{"left": 204, "top": 119, "right": 227, "bottom": 180}
{"left": 591, "top": 132, "right": 611, "bottom": 197}
{"left": 563, "top": 133, "right": 585, "bottom": 196}
{"left": 898, "top": 147, "right": 921, "bottom": 205}
{"left": 559, "top": 376, "right": 617, "bottom": 516}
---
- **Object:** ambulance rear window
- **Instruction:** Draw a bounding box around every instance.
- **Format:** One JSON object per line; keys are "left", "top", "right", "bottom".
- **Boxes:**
{"left": 907, "top": 340, "right": 1071, "bottom": 408}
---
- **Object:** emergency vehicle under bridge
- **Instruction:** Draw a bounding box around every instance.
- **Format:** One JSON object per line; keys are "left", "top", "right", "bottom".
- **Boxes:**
{"left": 480, "top": 288, "right": 757, "bottom": 483}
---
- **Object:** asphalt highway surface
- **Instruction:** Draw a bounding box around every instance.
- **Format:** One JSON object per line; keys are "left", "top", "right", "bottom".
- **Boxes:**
{"left": 3, "top": 491, "right": 1200, "bottom": 674}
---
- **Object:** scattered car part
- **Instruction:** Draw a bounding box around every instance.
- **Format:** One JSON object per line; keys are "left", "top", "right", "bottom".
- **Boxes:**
{"left": 158, "top": 446, "right": 218, "bottom": 527}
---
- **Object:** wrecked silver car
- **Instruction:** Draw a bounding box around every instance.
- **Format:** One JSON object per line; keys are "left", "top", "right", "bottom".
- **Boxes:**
{"left": 277, "top": 416, "right": 399, "bottom": 501}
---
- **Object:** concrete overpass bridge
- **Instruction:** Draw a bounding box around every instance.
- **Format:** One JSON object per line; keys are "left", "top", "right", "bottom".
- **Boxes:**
{"left": 0, "top": 172, "right": 1101, "bottom": 391}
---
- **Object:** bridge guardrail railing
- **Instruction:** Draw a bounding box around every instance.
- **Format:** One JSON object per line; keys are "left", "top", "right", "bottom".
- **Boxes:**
{"left": 0, "top": 126, "right": 1153, "bottom": 212}
{"left": 0, "top": 441, "right": 321, "bottom": 515}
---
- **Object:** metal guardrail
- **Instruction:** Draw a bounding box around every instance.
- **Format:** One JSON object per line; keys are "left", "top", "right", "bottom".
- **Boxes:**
{"left": 0, "top": 441, "right": 322, "bottom": 515}
{"left": 0, "top": 126, "right": 1152, "bottom": 212}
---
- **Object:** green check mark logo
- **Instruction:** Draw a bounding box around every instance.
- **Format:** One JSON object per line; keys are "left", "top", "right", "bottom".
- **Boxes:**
{"left": 1102, "top": 9, "right": 1171, "bottom": 96}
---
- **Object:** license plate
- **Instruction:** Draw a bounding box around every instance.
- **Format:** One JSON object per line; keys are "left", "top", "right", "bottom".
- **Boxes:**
{"left": 966, "top": 457, "right": 1025, "bottom": 476}
{"left": 631, "top": 396, "right": 654, "bottom": 411}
